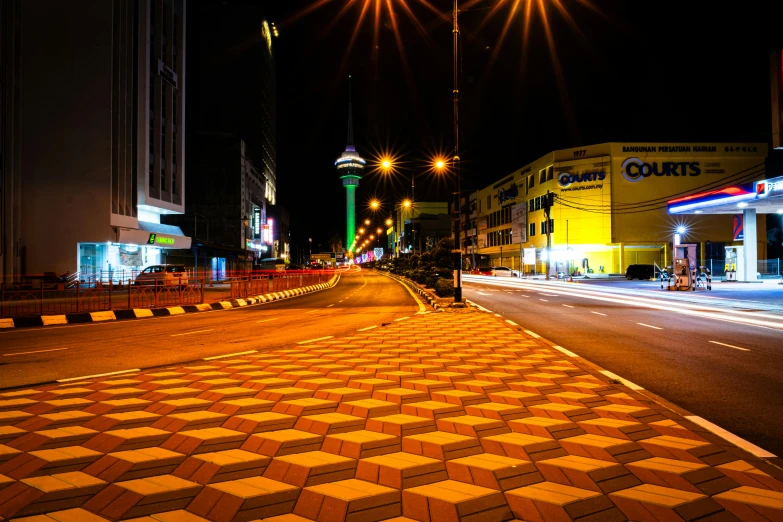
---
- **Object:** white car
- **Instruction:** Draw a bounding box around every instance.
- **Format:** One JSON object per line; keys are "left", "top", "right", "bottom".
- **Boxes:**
{"left": 134, "top": 265, "right": 189, "bottom": 286}
{"left": 491, "top": 266, "right": 519, "bottom": 277}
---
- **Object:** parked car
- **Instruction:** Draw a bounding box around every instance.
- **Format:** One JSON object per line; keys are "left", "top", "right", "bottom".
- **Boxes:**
{"left": 491, "top": 266, "right": 519, "bottom": 277}
{"left": 134, "top": 264, "right": 189, "bottom": 285}
{"left": 470, "top": 267, "right": 494, "bottom": 276}
{"left": 625, "top": 264, "right": 655, "bottom": 280}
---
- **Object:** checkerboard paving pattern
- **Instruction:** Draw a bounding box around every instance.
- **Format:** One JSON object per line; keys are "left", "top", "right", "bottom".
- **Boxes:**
{"left": 0, "top": 311, "right": 782, "bottom": 521}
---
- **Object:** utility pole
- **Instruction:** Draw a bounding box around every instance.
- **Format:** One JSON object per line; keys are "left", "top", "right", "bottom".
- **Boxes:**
{"left": 452, "top": 0, "right": 463, "bottom": 305}
{"left": 544, "top": 190, "right": 552, "bottom": 281}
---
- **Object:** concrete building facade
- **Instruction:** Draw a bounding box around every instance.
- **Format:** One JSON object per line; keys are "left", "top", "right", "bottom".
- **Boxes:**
{"left": 471, "top": 142, "right": 768, "bottom": 275}
{"left": 1, "top": 0, "right": 188, "bottom": 282}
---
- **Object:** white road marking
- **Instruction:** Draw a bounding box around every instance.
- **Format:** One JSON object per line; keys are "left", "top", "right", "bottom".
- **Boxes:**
{"left": 686, "top": 415, "right": 775, "bottom": 458}
{"left": 171, "top": 329, "right": 214, "bottom": 337}
{"left": 540, "top": 299, "right": 549, "bottom": 302}
{"left": 255, "top": 318, "right": 280, "bottom": 323}
{"left": 327, "top": 304, "right": 334, "bottom": 307}
{"left": 57, "top": 368, "right": 140, "bottom": 382}
{"left": 297, "top": 336, "right": 334, "bottom": 344}
{"left": 709, "top": 341, "right": 750, "bottom": 352}
{"left": 305, "top": 309, "right": 320, "bottom": 314}
{"left": 505, "top": 320, "right": 519, "bottom": 326}
{"left": 4, "top": 348, "right": 69, "bottom": 357}
{"left": 523, "top": 329, "right": 540, "bottom": 339}
{"left": 520, "top": 295, "right": 530, "bottom": 298}
{"left": 540, "top": 293, "right": 560, "bottom": 297}
{"left": 600, "top": 370, "right": 644, "bottom": 391}
{"left": 357, "top": 325, "right": 378, "bottom": 331}
{"left": 477, "top": 292, "right": 491, "bottom": 295}
{"left": 553, "top": 345, "right": 579, "bottom": 358}
{"left": 562, "top": 304, "right": 574, "bottom": 308}
{"left": 338, "top": 300, "right": 344, "bottom": 302}
{"left": 636, "top": 323, "right": 662, "bottom": 330}
{"left": 394, "top": 316, "right": 411, "bottom": 322}
{"left": 204, "top": 350, "right": 258, "bottom": 360}
{"left": 591, "top": 311, "right": 607, "bottom": 316}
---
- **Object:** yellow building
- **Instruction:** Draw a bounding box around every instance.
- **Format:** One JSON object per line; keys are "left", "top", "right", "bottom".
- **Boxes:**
{"left": 472, "top": 142, "right": 767, "bottom": 275}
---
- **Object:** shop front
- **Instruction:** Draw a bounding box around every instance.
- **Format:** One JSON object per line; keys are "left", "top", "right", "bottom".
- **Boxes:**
{"left": 77, "top": 223, "right": 191, "bottom": 283}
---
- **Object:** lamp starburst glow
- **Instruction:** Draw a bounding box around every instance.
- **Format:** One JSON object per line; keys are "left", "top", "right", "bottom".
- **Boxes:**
{"left": 402, "top": 199, "right": 412, "bottom": 209}
{"left": 370, "top": 199, "right": 380, "bottom": 210}
{"left": 385, "top": 218, "right": 393, "bottom": 226}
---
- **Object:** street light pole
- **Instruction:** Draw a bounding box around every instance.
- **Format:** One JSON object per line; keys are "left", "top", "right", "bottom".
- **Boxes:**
{"left": 452, "top": 0, "right": 463, "bottom": 305}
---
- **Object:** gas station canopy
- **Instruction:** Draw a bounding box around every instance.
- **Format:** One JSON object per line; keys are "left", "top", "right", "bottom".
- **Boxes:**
{"left": 667, "top": 174, "right": 783, "bottom": 282}
{"left": 668, "top": 175, "right": 783, "bottom": 215}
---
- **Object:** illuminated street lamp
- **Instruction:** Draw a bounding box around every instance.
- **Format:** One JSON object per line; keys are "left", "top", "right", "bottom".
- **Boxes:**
{"left": 376, "top": 228, "right": 382, "bottom": 235}
{"left": 370, "top": 199, "right": 380, "bottom": 210}
{"left": 364, "top": 218, "right": 371, "bottom": 226}
{"left": 385, "top": 218, "right": 392, "bottom": 226}
{"left": 358, "top": 228, "right": 365, "bottom": 235}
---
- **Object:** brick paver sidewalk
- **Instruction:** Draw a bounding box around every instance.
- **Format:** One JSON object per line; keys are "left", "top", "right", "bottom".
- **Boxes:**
{"left": 0, "top": 310, "right": 781, "bottom": 521}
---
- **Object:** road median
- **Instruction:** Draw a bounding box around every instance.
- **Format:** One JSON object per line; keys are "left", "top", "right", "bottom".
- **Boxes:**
{"left": 0, "top": 307, "right": 779, "bottom": 521}
{"left": 0, "top": 273, "right": 340, "bottom": 330}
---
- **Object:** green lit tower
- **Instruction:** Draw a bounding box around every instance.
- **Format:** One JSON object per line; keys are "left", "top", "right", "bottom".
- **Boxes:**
{"left": 335, "top": 77, "right": 365, "bottom": 252}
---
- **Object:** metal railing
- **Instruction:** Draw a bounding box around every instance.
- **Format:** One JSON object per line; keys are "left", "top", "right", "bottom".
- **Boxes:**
{"left": 228, "top": 271, "right": 332, "bottom": 299}
{"left": 0, "top": 278, "right": 205, "bottom": 318}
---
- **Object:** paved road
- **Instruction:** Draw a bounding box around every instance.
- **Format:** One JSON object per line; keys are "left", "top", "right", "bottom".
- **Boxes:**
{"left": 0, "top": 270, "right": 421, "bottom": 389}
{"left": 463, "top": 276, "right": 783, "bottom": 457}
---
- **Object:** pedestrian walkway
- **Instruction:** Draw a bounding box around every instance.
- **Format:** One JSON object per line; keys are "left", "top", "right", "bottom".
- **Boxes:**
{"left": 0, "top": 310, "right": 780, "bottom": 521}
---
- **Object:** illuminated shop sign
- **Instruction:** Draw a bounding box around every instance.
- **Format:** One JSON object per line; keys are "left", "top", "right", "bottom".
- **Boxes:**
{"left": 756, "top": 176, "right": 783, "bottom": 198}
{"left": 147, "top": 233, "right": 175, "bottom": 245}
{"left": 497, "top": 184, "right": 519, "bottom": 203}
{"left": 621, "top": 157, "right": 701, "bottom": 183}
{"left": 557, "top": 171, "right": 605, "bottom": 188}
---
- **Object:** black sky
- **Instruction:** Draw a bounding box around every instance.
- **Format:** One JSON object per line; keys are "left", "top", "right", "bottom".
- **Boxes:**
{"left": 260, "top": 0, "right": 783, "bottom": 255}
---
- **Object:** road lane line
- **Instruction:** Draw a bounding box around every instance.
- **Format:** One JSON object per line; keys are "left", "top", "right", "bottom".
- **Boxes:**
{"left": 297, "top": 336, "right": 334, "bottom": 344}
{"left": 477, "top": 292, "right": 491, "bottom": 295}
{"left": 255, "top": 318, "right": 280, "bottom": 323}
{"left": 523, "top": 329, "right": 540, "bottom": 339}
{"left": 394, "top": 316, "right": 411, "bottom": 322}
{"left": 57, "top": 368, "right": 140, "bottom": 382}
{"left": 562, "top": 304, "right": 574, "bottom": 308}
{"left": 204, "top": 350, "right": 258, "bottom": 360}
{"left": 591, "top": 311, "right": 607, "bottom": 316}
{"left": 466, "top": 300, "right": 492, "bottom": 313}
{"left": 357, "top": 325, "right": 378, "bottom": 331}
{"left": 327, "top": 304, "right": 335, "bottom": 307}
{"left": 539, "top": 299, "right": 549, "bottom": 302}
{"left": 540, "top": 293, "right": 560, "bottom": 296}
{"left": 305, "top": 309, "right": 320, "bottom": 314}
{"left": 636, "top": 323, "right": 662, "bottom": 330}
{"left": 600, "top": 370, "right": 644, "bottom": 391}
{"left": 170, "top": 329, "right": 214, "bottom": 337}
{"left": 505, "top": 320, "right": 519, "bottom": 327}
{"left": 553, "top": 345, "right": 579, "bottom": 358}
{"left": 686, "top": 415, "right": 775, "bottom": 458}
{"left": 4, "top": 348, "right": 68, "bottom": 357}
{"left": 520, "top": 295, "right": 530, "bottom": 298}
{"left": 709, "top": 341, "right": 750, "bottom": 352}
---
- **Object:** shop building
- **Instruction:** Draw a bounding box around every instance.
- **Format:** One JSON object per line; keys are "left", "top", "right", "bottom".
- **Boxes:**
{"left": 1, "top": 0, "right": 188, "bottom": 283}
{"left": 472, "top": 142, "right": 767, "bottom": 275}
{"left": 390, "top": 202, "right": 449, "bottom": 256}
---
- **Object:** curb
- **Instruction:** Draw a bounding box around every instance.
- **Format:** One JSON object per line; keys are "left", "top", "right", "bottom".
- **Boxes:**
{"left": 0, "top": 274, "right": 340, "bottom": 330}
{"left": 378, "top": 271, "right": 466, "bottom": 310}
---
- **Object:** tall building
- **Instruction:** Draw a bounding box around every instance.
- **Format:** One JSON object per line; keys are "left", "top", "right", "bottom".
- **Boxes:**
{"left": 336, "top": 80, "right": 365, "bottom": 251}
{"left": 1, "top": 0, "right": 188, "bottom": 282}
{"left": 169, "top": 0, "right": 277, "bottom": 271}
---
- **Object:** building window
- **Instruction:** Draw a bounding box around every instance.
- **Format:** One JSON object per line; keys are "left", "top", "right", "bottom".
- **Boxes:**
{"left": 547, "top": 165, "right": 554, "bottom": 181}
{"left": 529, "top": 199, "right": 534, "bottom": 213}
{"left": 535, "top": 197, "right": 541, "bottom": 211}
{"left": 529, "top": 223, "right": 536, "bottom": 237}
{"left": 549, "top": 219, "right": 554, "bottom": 233}
{"left": 486, "top": 195, "right": 491, "bottom": 210}
{"left": 527, "top": 174, "right": 535, "bottom": 189}
{"left": 539, "top": 168, "right": 546, "bottom": 185}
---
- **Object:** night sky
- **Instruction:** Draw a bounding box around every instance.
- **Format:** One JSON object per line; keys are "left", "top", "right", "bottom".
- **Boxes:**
{"left": 261, "top": 0, "right": 783, "bottom": 256}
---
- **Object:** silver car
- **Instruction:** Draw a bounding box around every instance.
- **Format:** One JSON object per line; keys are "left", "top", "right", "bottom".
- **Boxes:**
{"left": 491, "top": 266, "right": 519, "bottom": 277}
{"left": 134, "top": 264, "right": 189, "bottom": 285}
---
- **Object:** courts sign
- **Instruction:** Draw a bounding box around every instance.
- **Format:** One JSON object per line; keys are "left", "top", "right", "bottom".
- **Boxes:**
{"left": 621, "top": 157, "right": 701, "bottom": 183}
{"left": 558, "top": 171, "right": 605, "bottom": 188}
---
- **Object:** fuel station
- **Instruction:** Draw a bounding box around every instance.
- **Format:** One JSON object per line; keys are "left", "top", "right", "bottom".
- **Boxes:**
{"left": 668, "top": 175, "right": 783, "bottom": 282}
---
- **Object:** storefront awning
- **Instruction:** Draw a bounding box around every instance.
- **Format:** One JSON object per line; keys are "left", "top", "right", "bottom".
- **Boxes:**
{"left": 117, "top": 222, "right": 192, "bottom": 249}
